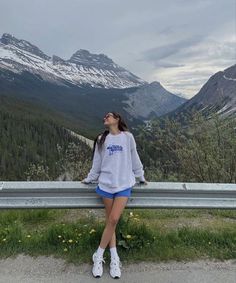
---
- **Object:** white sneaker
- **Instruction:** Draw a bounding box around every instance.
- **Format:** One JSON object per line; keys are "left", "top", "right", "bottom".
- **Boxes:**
{"left": 109, "top": 255, "right": 122, "bottom": 279}
{"left": 92, "top": 251, "right": 105, "bottom": 278}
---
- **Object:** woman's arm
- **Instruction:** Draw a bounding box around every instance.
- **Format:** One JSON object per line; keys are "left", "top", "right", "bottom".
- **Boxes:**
{"left": 82, "top": 141, "right": 102, "bottom": 183}
{"left": 130, "top": 133, "right": 146, "bottom": 182}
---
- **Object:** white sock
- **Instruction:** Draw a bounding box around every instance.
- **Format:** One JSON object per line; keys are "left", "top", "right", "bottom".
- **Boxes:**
{"left": 96, "top": 246, "right": 105, "bottom": 258}
{"left": 110, "top": 246, "right": 119, "bottom": 258}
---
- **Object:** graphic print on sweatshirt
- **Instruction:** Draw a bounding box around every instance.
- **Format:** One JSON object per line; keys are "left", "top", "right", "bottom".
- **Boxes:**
{"left": 107, "top": 143, "right": 123, "bottom": 156}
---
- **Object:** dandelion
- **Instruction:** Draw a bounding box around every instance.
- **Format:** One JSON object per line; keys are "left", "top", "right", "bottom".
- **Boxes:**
{"left": 2, "top": 238, "right": 6, "bottom": 241}
{"left": 208, "top": 241, "right": 211, "bottom": 245}
{"left": 129, "top": 212, "right": 133, "bottom": 217}
{"left": 89, "top": 229, "right": 96, "bottom": 234}
{"left": 18, "top": 240, "right": 22, "bottom": 243}
{"left": 62, "top": 240, "right": 66, "bottom": 243}
{"left": 58, "top": 235, "right": 62, "bottom": 238}
{"left": 26, "top": 234, "right": 31, "bottom": 238}
{"left": 126, "top": 234, "right": 132, "bottom": 239}
{"left": 68, "top": 239, "right": 73, "bottom": 243}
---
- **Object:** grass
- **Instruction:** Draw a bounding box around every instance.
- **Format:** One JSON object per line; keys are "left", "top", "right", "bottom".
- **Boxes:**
{"left": 0, "top": 208, "right": 235, "bottom": 264}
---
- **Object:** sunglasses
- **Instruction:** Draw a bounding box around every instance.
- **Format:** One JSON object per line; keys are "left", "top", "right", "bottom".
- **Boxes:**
{"left": 104, "top": 113, "right": 116, "bottom": 120}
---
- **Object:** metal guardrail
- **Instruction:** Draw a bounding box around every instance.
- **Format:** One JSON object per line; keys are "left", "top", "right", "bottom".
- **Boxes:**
{"left": 0, "top": 181, "right": 235, "bottom": 209}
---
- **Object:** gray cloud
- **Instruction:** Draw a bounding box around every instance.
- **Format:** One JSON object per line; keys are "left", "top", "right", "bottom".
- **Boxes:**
{"left": 0, "top": 0, "right": 235, "bottom": 97}
{"left": 155, "top": 62, "right": 186, "bottom": 68}
{"left": 140, "top": 35, "right": 205, "bottom": 65}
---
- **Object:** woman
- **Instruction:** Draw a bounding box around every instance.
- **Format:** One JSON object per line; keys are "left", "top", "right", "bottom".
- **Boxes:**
{"left": 81, "top": 111, "right": 148, "bottom": 279}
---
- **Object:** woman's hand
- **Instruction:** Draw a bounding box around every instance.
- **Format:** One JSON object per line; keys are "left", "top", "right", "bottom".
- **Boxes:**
{"left": 139, "top": 180, "right": 148, "bottom": 185}
{"left": 81, "top": 179, "right": 91, "bottom": 184}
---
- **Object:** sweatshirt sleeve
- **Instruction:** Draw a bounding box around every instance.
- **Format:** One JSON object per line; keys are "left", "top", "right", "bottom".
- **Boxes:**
{"left": 84, "top": 141, "right": 102, "bottom": 183}
{"left": 130, "top": 133, "right": 146, "bottom": 181}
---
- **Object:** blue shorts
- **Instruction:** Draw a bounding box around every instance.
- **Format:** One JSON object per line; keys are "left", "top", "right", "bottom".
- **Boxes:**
{"left": 95, "top": 185, "right": 132, "bottom": 199}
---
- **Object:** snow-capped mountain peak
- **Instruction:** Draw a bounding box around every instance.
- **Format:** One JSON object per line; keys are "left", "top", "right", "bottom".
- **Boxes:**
{"left": 68, "top": 49, "right": 114, "bottom": 67}
{"left": 1, "top": 33, "right": 50, "bottom": 60}
{"left": 0, "top": 33, "right": 146, "bottom": 89}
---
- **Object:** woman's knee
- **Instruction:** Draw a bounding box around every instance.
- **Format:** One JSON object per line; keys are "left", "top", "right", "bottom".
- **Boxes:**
{"left": 107, "top": 214, "right": 120, "bottom": 227}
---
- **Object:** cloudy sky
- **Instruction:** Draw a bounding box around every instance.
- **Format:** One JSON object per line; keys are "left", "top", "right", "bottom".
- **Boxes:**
{"left": 0, "top": 0, "right": 235, "bottom": 98}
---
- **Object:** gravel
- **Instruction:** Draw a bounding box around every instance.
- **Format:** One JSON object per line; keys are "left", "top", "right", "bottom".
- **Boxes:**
{"left": 0, "top": 254, "right": 235, "bottom": 283}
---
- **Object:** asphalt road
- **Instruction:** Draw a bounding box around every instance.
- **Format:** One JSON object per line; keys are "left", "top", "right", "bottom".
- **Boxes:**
{"left": 0, "top": 254, "right": 235, "bottom": 283}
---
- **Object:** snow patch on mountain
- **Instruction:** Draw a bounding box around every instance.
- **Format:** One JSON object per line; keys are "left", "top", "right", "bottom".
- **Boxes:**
{"left": 223, "top": 74, "right": 236, "bottom": 82}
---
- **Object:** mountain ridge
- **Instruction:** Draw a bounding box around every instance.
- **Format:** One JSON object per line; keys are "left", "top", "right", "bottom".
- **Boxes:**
{"left": 160, "top": 64, "right": 236, "bottom": 121}
{"left": 0, "top": 33, "right": 146, "bottom": 89}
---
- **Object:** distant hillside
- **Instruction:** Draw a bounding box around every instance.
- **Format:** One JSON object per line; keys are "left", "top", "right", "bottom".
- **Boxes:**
{"left": 0, "top": 95, "right": 92, "bottom": 181}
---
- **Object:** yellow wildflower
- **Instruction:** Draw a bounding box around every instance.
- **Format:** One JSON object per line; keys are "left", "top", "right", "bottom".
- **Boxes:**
{"left": 89, "top": 229, "right": 96, "bottom": 234}
{"left": 126, "top": 234, "right": 132, "bottom": 239}
{"left": 68, "top": 239, "right": 73, "bottom": 243}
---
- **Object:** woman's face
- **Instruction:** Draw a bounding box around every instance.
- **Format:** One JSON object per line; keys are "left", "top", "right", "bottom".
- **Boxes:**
{"left": 103, "top": 112, "right": 119, "bottom": 126}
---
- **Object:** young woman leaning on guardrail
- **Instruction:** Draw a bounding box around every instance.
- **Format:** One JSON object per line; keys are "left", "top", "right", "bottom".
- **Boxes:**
{"left": 81, "top": 111, "right": 148, "bottom": 279}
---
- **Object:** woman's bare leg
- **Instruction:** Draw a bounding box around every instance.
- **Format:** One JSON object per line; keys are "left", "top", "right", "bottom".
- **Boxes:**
{"left": 99, "top": 197, "right": 128, "bottom": 249}
{"left": 102, "top": 197, "right": 116, "bottom": 248}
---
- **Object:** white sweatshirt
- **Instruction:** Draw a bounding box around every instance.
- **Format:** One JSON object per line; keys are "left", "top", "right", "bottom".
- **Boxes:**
{"left": 84, "top": 130, "right": 146, "bottom": 193}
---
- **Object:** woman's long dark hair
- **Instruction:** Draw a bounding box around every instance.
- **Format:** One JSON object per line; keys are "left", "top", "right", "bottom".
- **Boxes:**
{"left": 91, "top": 111, "right": 130, "bottom": 160}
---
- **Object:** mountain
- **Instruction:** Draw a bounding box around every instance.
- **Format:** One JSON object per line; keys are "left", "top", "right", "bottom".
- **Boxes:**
{"left": 162, "top": 64, "right": 236, "bottom": 121}
{"left": 122, "top": 81, "right": 187, "bottom": 119}
{"left": 0, "top": 33, "right": 187, "bottom": 132}
{"left": 0, "top": 33, "right": 146, "bottom": 89}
